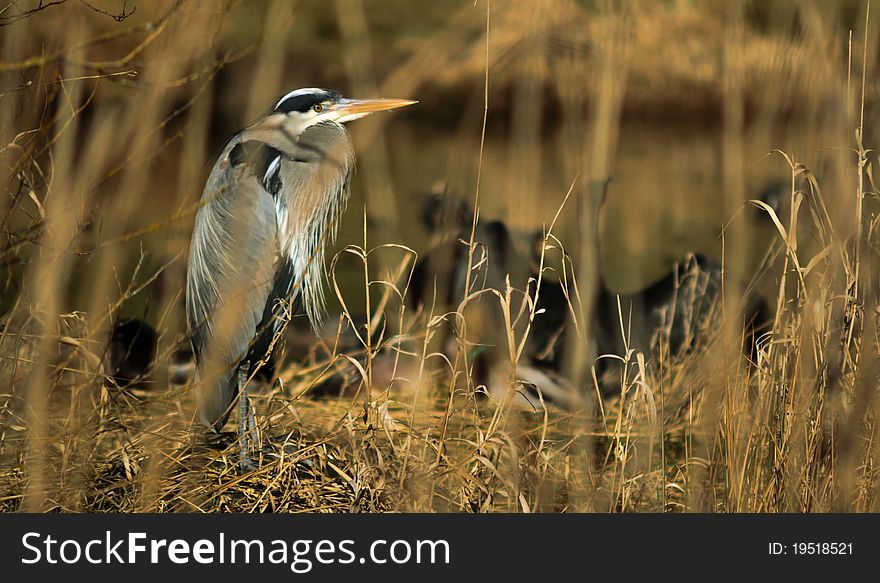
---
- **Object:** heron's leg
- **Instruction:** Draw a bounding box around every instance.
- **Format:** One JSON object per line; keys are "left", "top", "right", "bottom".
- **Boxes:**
{"left": 247, "top": 390, "right": 258, "bottom": 455}
{"left": 237, "top": 364, "right": 256, "bottom": 473}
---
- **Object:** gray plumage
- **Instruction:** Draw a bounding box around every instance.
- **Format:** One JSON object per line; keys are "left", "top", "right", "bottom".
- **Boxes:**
{"left": 185, "top": 89, "right": 414, "bottom": 442}
{"left": 187, "top": 124, "right": 353, "bottom": 431}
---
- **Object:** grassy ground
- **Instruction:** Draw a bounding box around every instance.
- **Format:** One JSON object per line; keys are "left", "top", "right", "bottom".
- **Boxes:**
{"left": 1, "top": 0, "right": 879, "bottom": 512}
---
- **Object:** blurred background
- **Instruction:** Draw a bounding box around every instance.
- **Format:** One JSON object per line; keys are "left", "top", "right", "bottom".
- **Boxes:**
{"left": 2, "top": 0, "right": 877, "bottom": 331}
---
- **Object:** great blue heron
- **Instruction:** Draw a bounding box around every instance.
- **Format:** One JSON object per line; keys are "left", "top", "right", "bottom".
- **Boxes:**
{"left": 186, "top": 88, "right": 415, "bottom": 471}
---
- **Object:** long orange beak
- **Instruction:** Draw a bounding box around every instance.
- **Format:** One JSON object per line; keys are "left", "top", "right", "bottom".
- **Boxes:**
{"left": 331, "top": 98, "right": 418, "bottom": 123}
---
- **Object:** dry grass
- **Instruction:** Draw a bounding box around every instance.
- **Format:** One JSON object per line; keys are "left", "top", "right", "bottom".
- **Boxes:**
{"left": 1, "top": 0, "right": 879, "bottom": 513}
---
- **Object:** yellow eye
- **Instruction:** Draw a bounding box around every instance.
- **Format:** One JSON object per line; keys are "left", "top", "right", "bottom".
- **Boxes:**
{"left": 312, "top": 104, "right": 323, "bottom": 113}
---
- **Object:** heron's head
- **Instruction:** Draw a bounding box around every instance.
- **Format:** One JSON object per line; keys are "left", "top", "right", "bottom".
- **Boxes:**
{"left": 246, "top": 88, "right": 416, "bottom": 147}
{"left": 228, "top": 88, "right": 415, "bottom": 327}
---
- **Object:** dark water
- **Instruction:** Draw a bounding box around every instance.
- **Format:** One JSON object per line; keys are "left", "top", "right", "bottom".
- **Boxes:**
{"left": 341, "top": 118, "right": 825, "bottom": 300}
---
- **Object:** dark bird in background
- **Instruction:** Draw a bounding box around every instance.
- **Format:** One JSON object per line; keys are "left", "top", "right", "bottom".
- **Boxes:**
{"left": 593, "top": 253, "right": 764, "bottom": 368}
{"left": 409, "top": 179, "right": 783, "bottom": 403}
{"left": 107, "top": 318, "right": 158, "bottom": 388}
{"left": 408, "top": 191, "right": 580, "bottom": 408}
{"left": 185, "top": 88, "right": 415, "bottom": 471}
{"left": 590, "top": 180, "right": 783, "bottom": 388}
{"left": 408, "top": 186, "right": 515, "bottom": 315}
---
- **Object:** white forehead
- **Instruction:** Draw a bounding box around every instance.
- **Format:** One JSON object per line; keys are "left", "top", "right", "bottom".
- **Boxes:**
{"left": 274, "top": 88, "right": 325, "bottom": 110}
